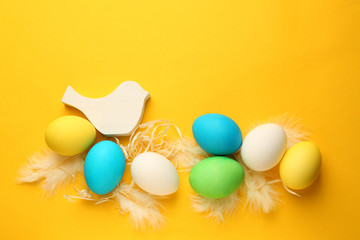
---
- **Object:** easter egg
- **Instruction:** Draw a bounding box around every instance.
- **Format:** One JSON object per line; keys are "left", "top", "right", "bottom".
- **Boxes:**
{"left": 45, "top": 116, "right": 96, "bottom": 156}
{"left": 84, "top": 141, "right": 126, "bottom": 195}
{"left": 189, "top": 156, "right": 244, "bottom": 199}
{"left": 280, "top": 141, "right": 321, "bottom": 190}
{"left": 131, "top": 152, "right": 179, "bottom": 196}
{"left": 241, "top": 123, "right": 287, "bottom": 171}
{"left": 192, "top": 113, "right": 242, "bottom": 155}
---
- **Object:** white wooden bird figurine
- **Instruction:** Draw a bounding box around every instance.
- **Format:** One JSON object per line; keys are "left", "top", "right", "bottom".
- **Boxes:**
{"left": 62, "top": 81, "right": 150, "bottom": 136}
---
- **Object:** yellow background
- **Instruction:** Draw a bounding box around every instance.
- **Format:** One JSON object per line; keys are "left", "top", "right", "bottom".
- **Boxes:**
{"left": 1, "top": 0, "right": 360, "bottom": 239}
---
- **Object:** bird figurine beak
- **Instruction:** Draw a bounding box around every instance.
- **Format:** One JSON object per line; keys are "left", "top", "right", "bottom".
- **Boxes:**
{"left": 62, "top": 81, "right": 150, "bottom": 136}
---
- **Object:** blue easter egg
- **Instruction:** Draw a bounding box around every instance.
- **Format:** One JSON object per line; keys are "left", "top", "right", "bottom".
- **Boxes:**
{"left": 84, "top": 141, "right": 125, "bottom": 195}
{"left": 192, "top": 113, "right": 242, "bottom": 155}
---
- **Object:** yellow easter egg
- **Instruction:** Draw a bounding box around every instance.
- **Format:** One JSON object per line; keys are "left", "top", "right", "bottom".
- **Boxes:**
{"left": 45, "top": 116, "right": 96, "bottom": 156}
{"left": 280, "top": 141, "right": 321, "bottom": 190}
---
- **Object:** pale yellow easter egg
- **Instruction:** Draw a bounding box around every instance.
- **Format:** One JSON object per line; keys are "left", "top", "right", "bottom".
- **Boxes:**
{"left": 45, "top": 116, "right": 96, "bottom": 156}
{"left": 280, "top": 141, "right": 322, "bottom": 190}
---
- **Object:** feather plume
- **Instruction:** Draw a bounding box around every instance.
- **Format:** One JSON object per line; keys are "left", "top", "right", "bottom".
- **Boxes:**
{"left": 247, "top": 113, "right": 310, "bottom": 149}
{"left": 90, "top": 182, "right": 165, "bottom": 230}
{"left": 190, "top": 192, "right": 240, "bottom": 221}
{"left": 176, "top": 137, "right": 210, "bottom": 172}
{"left": 236, "top": 158, "right": 280, "bottom": 214}
{"left": 65, "top": 182, "right": 166, "bottom": 230}
{"left": 268, "top": 113, "right": 310, "bottom": 149}
{"left": 18, "top": 150, "right": 85, "bottom": 195}
{"left": 114, "top": 183, "right": 165, "bottom": 230}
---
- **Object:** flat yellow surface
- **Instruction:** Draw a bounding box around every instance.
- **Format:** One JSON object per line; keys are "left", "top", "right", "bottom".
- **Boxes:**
{"left": 1, "top": 0, "right": 360, "bottom": 239}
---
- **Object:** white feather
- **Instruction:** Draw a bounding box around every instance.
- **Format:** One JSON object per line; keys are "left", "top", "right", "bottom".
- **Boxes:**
{"left": 176, "top": 137, "right": 210, "bottom": 172}
{"left": 190, "top": 192, "right": 241, "bottom": 221}
{"left": 115, "top": 183, "right": 165, "bottom": 230}
{"left": 237, "top": 159, "right": 280, "bottom": 214}
{"left": 268, "top": 113, "right": 310, "bottom": 148}
{"left": 66, "top": 182, "right": 166, "bottom": 230}
{"left": 18, "top": 150, "right": 85, "bottom": 195}
{"left": 247, "top": 113, "right": 310, "bottom": 149}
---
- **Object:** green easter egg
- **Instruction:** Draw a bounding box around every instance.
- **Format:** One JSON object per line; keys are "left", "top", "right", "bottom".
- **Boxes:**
{"left": 189, "top": 156, "right": 245, "bottom": 199}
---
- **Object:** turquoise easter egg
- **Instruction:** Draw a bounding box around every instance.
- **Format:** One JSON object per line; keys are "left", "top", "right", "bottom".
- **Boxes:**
{"left": 192, "top": 113, "right": 242, "bottom": 155}
{"left": 84, "top": 141, "right": 125, "bottom": 195}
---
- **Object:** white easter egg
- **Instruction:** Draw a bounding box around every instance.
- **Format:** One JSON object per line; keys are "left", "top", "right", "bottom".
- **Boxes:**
{"left": 241, "top": 123, "right": 287, "bottom": 171}
{"left": 131, "top": 152, "right": 179, "bottom": 195}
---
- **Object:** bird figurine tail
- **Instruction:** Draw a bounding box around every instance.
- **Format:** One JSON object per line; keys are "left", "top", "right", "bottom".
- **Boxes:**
{"left": 62, "top": 86, "right": 89, "bottom": 110}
